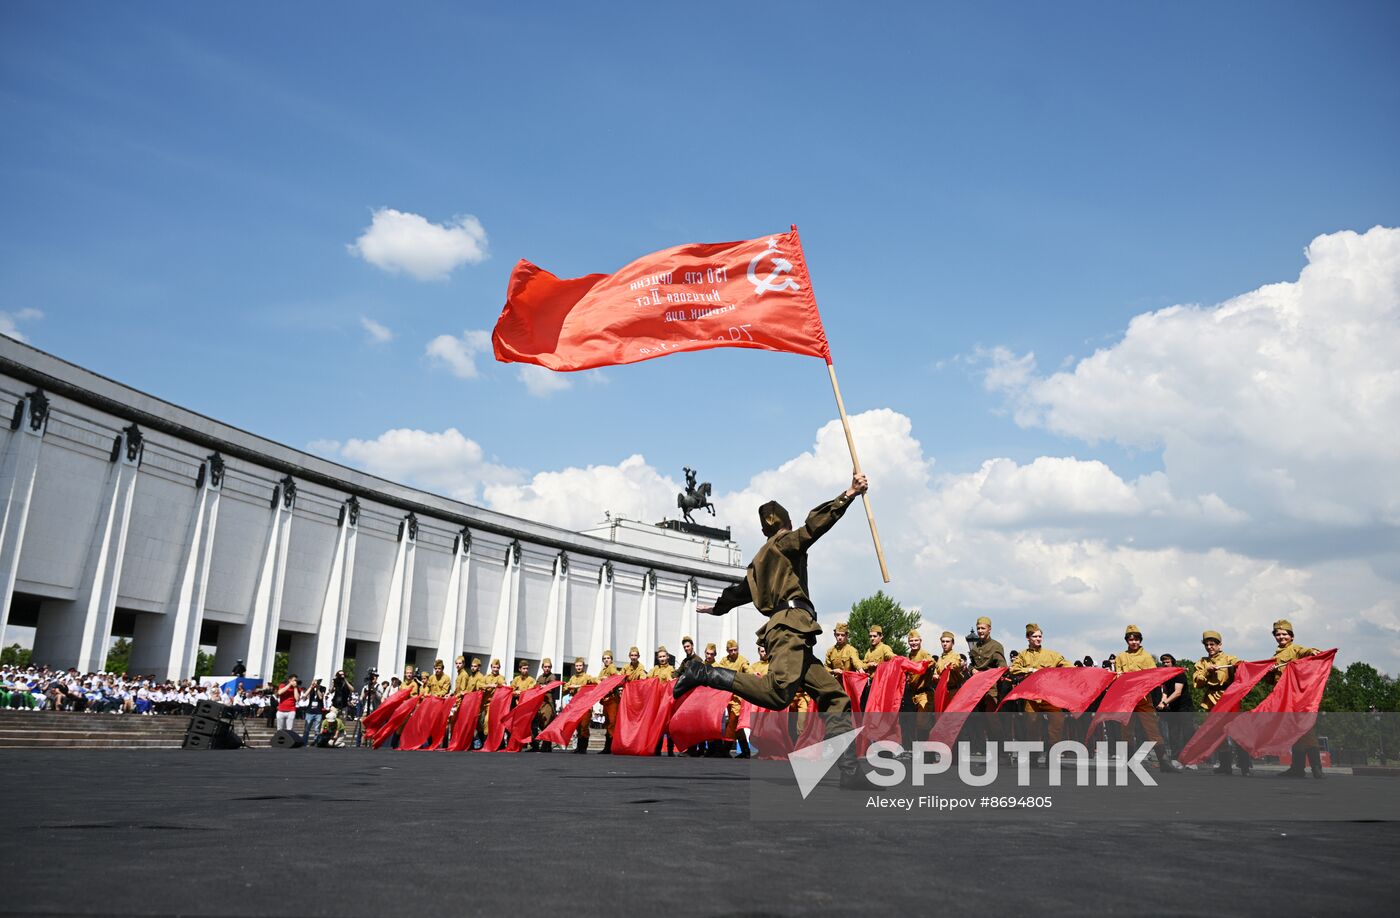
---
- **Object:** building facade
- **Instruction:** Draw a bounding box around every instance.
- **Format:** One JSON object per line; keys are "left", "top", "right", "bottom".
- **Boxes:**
{"left": 0, "top": 338, "right": 751, "bottom": 682}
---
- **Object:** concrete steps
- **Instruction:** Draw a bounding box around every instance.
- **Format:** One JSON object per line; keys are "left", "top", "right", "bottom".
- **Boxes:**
{"left": 0, "top": 710, "right": 282, "bottom": 748}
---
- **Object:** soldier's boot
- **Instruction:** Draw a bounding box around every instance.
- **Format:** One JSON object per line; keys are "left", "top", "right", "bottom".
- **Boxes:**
{"left": 837, "top": 736, "right": 877, "bottom": 790}
{"left": 1157, "top": 745, "right": 1179, "bottom": 773}
{"left": 1307, "top": 747, "right": 1325, "bottom": 778}
{"left": 672, "top": 659, "right": 735, "bottom": 698}
{"left": 1277, "top": 756, "right": 1306, "bottom": 778}
{"left": 573, "top": 735, "right": 587, "bottom": 754}
{"left": 541, "top": 741, "right": 553, "bottom": 753}
{"left": 529, "top": 740, "right": 539, "bottom": 752}
{"left": 736, "top": 733, "right": 752, "bottom": 759}
{"left": 601, "top": 736, "right": 612, "bottom": 755}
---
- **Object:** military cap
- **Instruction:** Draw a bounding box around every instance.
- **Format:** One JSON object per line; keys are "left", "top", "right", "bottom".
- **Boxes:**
{"left": 471, "top": 657, "right": 482, "bottom": 666}
{"left": 602, "top": 649, "right": 614, "bottom": 658}
{"left": 907, "top": 629, "right": 922, "bottom": 641}
{"left": 758, "top": 500, "right": 792, "bottom": 537}
{"left": 1026, "top": 622, "right": 1041, "bottom": 636}
{"left": 435, "top": 658, "right": 445, "bottom": 667}
{"left": 941, "top": 631, "right": 956, "bottom": 642}
{"left": 726, "top": 639, "right": 739, "bottom": 650}
{"left": 869, "top": 624, "right": 884, "bottom": 637}
{"left": 490, "top": 658, "right": 501, "bottom": 667}
{"left": 834, "top": 622, "right": 850, "bottom": 634}
{"left": 976, "top": 616, "right": 992, "bottom": 627}
{"left": 454, "top": 655, "right": 465, "bottom": 664}
{"left": 1124, "top": 624, "right": 1142, "bottom": 639}
{"left": 541, "top": 658, "right": 552, "bottom": 667}
{"left": 574, "top": 657, "right": 585, "bottom": 666}
{"left": 628, "top": 646, "right": 640, "bottom": 655}
{"left": 1201, "top": 630, "right": 1222, "bottom": 643}
{"left": 682, "top": 635, "right": 694, "bottom": 645}
{"left": 656, "top": 644, "right": 668, "bottom": 654}
{"left": 705, "top": 642, "right": 717, "bottom": 652}
{"left": 1272, "top": 619, "right": 1294, "bottom": 634}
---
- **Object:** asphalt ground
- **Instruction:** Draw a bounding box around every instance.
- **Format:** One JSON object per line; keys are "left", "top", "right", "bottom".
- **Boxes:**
{"left": 4, "top": 748, "right": 1399, "bottom": 917}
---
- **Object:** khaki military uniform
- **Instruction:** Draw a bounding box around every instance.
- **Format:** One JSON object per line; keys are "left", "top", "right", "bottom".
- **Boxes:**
{"left": 510, "top": 674, "right": 536, "bottom": 696}
{"left": 1192, "top": 651, "right": 1239, "bottom": 711}
{"left": 564, "top": 672, "right": 599, "bottom": 744}
{"left": 1010, "top": 646, "right": 1072, "bottom": 744}
{"left": 715, "top": 653, "right": 750, "bottom": 740}
{"left": 933, "top": 650, "right": 966, "bottom": 701}
{"left": 648, "top": 663, "right": 675, "bottom": 681}
{"left": 424, "top": 672, "right": 452, "bottom": 698}
{"left": 1272, "top": 641, "right": 1322, "bottom": 753}
{"left": 710, "top": 492, "right": 857, "bottom": 733}
{"left": 863, "top": 641, "right": 896, "bottom": 670}
{"left": 598, "top": 663, "right": 622, "bottom": 736}
{"left": 906, "top": 649, "right": 935, "bottom": 712}
{"left": 825, "top": 643, "right": 863, "bottom": 673}
{"left": 1114, "top": 647, "right": 1164, "bottom": 747}
{"left": 534, "top": 673, "right": 561, "bottom": 743}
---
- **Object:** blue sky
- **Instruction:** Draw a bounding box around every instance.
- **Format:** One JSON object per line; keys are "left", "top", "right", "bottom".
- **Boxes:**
{"left": 4, "top": 1, "right": 1399, "bottom": 667}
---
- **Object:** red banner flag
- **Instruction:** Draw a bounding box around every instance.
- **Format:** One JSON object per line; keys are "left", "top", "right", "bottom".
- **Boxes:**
{"left": 998, "top": 668, "right": 1114, "bottom": 712}
{"left": 1177, "top": 659, "right": 1276, "bottom": 765}
{"left": 613, "top": 678, "right": 672, "bottom": 756}
{"left": 1228, "top": 650, "right": 1337, "bottom": 758}
{"left": 840, "top": 671, "right": 869, "bottom": 714}
{"left": 360, "top": 688, "right": 411, "bottom": 735}
{"left": 536, "top": 675, "right": 626, "bottom": 747}
{"left": 503, "top": 683, "right": 560, "bottom": 752}
{"left": 855, "top": 657, "right": 931, "bottom": 753}
{"left": 666, "top": 687, "right": 731, "bottom": 754}
{"left": 1088, "top": 667, "right": 1182, "bottom": 735}
{"left": 492, "top": 229, "right": 831, "bottom": 372}
{"left": 369, "top": 694, "right": 420, "bottom": 749}
{"left": 446, "top": 691, "right": 484, "bottom": 752}
{"left": 928, "top": 667, "right": 1006, "bottom": 748}
{"left": 476, "top": 686, "right": 515, "bottom": 753}
{"left": 399, "top": 695, "right": 453, "bottom": 750}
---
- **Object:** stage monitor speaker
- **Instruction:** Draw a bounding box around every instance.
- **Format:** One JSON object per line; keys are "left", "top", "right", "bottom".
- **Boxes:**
{"left": 272, "top": 729, "right": 305, "bottom": 748}
{"left": 182, "top": 731, "right": 213, "bottom": 750}
{"left": 188, "top": 715, "right": 222, "bottom": 736}
{"left": 183, "top": 722, "right": 243, "bottom": 750}
{"left": 194, "top": 699, "right": 233, "bottom": 721}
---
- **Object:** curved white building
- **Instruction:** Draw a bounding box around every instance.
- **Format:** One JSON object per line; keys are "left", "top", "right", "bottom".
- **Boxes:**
{"left": 0, "top": 337, "right": 750, "bottom": 682}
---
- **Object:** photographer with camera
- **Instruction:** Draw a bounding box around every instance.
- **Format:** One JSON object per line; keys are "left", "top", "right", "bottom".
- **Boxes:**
{"left": 354, "top": 669, "right": 380, "bottom": 746}
{"left": 275, "top": 674, "right": 299, "bottom": 733}
{"left": 331, "top": 670, "right": 353, "bottom": 715}
{"left": 302, "top": 678, "right": 327, "bottom": 747}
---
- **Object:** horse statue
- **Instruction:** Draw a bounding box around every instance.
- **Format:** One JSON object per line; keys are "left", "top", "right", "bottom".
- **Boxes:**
{"left": 677, "top": 466, "right": 715, "bottom": 524}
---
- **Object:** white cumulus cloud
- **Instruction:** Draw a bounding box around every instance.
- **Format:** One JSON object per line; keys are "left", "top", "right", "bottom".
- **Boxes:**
{"left": 0, "top": 308, "right": 44, "bottom": 343}
{"left": 348, "top": 208, "right": 488, "bottom": 281}
{"left": 331, "top": 428, "right": 521, "bottom": 502}
{"left": 518, "top": 364, "right": 572, "bottom": 397}
{"left": 426, "top": 330, "right": 493, "bottom": 379}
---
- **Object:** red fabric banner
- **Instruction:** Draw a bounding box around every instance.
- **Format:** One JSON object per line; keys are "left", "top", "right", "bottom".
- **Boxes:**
{"left": 748, "top": 706, "right": 828, "bottom": 760}
{"left": 476, "top": 686, "right": 515, "bottom": 753}
{"left": 1228, "top": 650, "right": 1337, "bottom": 758}
{"left": 857, "top": 657, "right": 931, "bottom": 753}
{"left": 927, "top": 667, "right": 1005, "bottom": 748}
{"left": 503, "top": 684, "right": 560, "bottom": 752}
{"left": 369, "top": 695, "right": 420, "bottom": 749}
{"left": 1088, "top": 667, "right": 1183, "bottom": 734}
{"left": 447, "top": 691, "right": 484, "bottom": 752}
{"left": 613, "top": 678, "right": 672, "bottom": 756}
{"left": 840, "top": 671, "right": 868, "bottom": 714}
{"left": 1177, "top": 659, "right": 1276, "bottom": 765}
{"left": 492, "top": 229, "right": 831, "bottom": 372}
{"left": 933, "top": 668, "right": 953, "bottom": 714}
{"left": 536, "top": 675, "right": 626, "bottom": 747}
{"left": 360, "top": 689, "right": 411, "bottom": 734}
{"left": 399, "top": 695, "right": 453, "bottom": 750}
{"left": 666, "top": 687, "right": 731, "bottom": 754}
{"left": 998, "top": 668, "right": 1114, "bottom": 712}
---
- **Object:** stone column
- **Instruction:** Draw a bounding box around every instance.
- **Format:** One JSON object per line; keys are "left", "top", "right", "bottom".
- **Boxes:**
{"left": 0, "top": 390, "right": 49, "bottom": 648}
{"left": 679, "top": 577, "right": 699, "bottom": 653}
{"left": 311, "top": 496, "right": 359, "bottom": 683}
{"left": 632, "top": 569, "right": 658, "bottom": 660}
{"left": 130, "top": 453, "right": 224, "bottom": 679}
{"left": 586, "top": 560, "right": 614, "bottom": 666}
{"left": 242, "top": 476, "right": 296, "bottom": 680}
{"left": 538, "top": 551, "right": 568, "bottom": 671}
{"left": 488, "top": 539, "right": 522, "bottom": 670}
{"left": 374, "top": 513, "right": 417, "bottom": 677}
{"left": 433, "top": 528, "right": 471, "bottom": 664}
{"left": 34, "top": 424, "right": 143, "bottom": 672}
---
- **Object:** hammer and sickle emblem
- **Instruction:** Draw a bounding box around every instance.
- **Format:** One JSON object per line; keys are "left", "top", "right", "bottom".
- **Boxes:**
{"left": 747, "top": 238, "right": 803, "bottom": 296}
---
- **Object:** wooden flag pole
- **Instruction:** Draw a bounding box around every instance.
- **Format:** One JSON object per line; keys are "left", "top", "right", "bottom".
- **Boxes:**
{"left": 826, "top": 361, "right": 891, "bottom": 583}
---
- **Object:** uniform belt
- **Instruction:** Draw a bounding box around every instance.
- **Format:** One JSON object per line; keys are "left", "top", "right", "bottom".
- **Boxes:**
{"left": 776, "top": 598, "right": 816, "bottom": 617}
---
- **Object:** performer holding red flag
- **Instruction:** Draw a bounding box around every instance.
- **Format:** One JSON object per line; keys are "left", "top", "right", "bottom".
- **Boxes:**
{"left": 1268, "top": 619, "right": 1326, "bottom": 778}
{"left": 1112, "top": 625, "right": 1179, "bottom": 773}
{"left": 674, "top": 471, "right": 872, "bottom": 789}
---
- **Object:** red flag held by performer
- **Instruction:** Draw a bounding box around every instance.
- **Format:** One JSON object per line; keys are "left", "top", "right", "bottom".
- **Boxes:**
{"left": 1178, "top": 659, "right": 1275, "bottom": 765}
{"left": 361, "top": 688, "right": 410, "bottom": 735}
{"left": 369, "top": 694, "right": 420, "bottom": 749}
{"left": 613, "top": 678, "right": 672, "bottom": 756}
{"left": 477, "top": 685, "right": 514, "bottom": 753}
{"left": 840, "top": 671, "right": 868, "bottom": 714}
{"left": 504, "top": 683, "right": 560, "bottom": 752}
{"left": 1088, "top": 668, "right": 1182, "bottom": 734}
{"left": 1229, "top": 650, "right": 1336, "bottom": 758}
{"left": 536, "top": 675, "right": 625, "bottom": 747}
{"left": 447, "top": 691, "right": 484, "bottom": 752}
{"left": 999, "top": 668, "right": 1114, "bottom": 712}
{"left": 928, "top": 667, "right": 1005, "bottom": 748}
{"left": 493, "top": 230, "right": 829, "bottom": 372}
{"left": 666, "top": 686, "right": 731, "bottom": 754}
{"left": 399, "top": 695, "right": 452, "bottom": 750}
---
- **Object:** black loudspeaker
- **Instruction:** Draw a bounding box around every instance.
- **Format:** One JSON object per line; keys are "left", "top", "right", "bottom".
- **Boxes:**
{"left": 272, "top": 729, "right": 305, "bottom": 749}
{"left": 194, "top": 699, "right": 232, "bottom": 721}
{"left": 183, "top": 721, "right": 243, "bottom": 750}
{"left": 182, "top": 731, "right": 213, "bottom": 750}
{"left": 188, "top": 716, "right": 222, "bottom": 736}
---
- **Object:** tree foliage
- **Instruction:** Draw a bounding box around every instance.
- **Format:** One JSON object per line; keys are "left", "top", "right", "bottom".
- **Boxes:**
{"left": 193, "top": 650, "right": 215, "bottom": 679}
{"left": 104, "top": 637, "right": 133, "bottom": 675}
{"left": 1, "top": 643, "right": 32, "bottom": 667}
{"left": 272, "top": 651, "right": 290, "bottom": 687}
{"left": 847, "top": 591, "right": 921, "bottom": 657}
